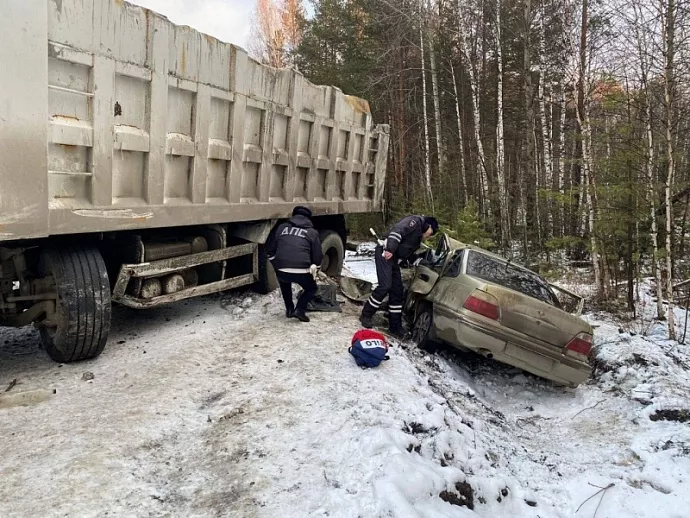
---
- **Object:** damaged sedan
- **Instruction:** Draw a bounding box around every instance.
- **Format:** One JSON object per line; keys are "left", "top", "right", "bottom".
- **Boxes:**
{"left": 401, "top": 235, "right": 593, "bottom": 386}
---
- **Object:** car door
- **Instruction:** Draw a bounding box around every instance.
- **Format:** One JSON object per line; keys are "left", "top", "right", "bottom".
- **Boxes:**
{"left": 405, "top": 236, "right": 467, "bottom": 314}
{"left": 425, "top": 247, "right": 472, "bottom": 307}
{"left": 407, "top": 241, "right": 447, "bottom": 296}
{"left": 404, "top": 234, "right": 453, "bottom": 317}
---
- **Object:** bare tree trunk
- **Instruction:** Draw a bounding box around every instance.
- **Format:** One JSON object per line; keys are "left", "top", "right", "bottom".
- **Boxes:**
{"left": 538, "top": 2, "right": 553, "bottom": 240}
{"left": 633, "top": 0, "right": 664, "bottom": 319}
{"left": 450, "top": 59, "right": 468, "bottom": 205}
{"left": 533, "top": 126, "right": 543, "bottom": 245}
{"left": 419, "top": 7, "right": 434, "bottom": 212}
{"left": 624, "top": 77, "right": 636, "bottom": 312}
{"left": 636, "top": 219, "right": 641, "bottom": 303}
{"left": 647, "top": 121, "right": 665, "bottom": 320}
{"left": 495, "top": 0, "right": 509, "bottom": 244}
{"left": 519, "top": 166, "right": 529, "bottom": 255}
{"left": 679, "top": 193, "right": 689, "bottom": 263}
{"left": 576, "top": 0, "right": 603, "bottom": 299}
{"left": 575, "top": 0, "right": 588, "bottom": 240}
{"left": 458, "top": 1, "right": 489, "bottom": 213}
{"left": 582, "top": 117, "right": 602, "bottom": 297}
{"left": 663, "top": 0, "right": 676, "bottom": 338}
{"left": 549, "top": 89, "right": 554, "bottom": 182}
{"left": 627, "top": 187, "right": 635, "bottom": 312}
{"left": 428, "top": 1, "right": 445, "bottom": 179}
{"left": 569, "top": 136, "right": 578, "bottom": 235}
{"left": 604, "top": 115, "right": 613, "bottom": 294}
{"left": 523, "top": 0, "right": 537, "bottom": 246}
{"left": 558, "top": 84, "right": 567, "bottom": 236}
{"left": 396, "top": 48, "right": 405, "bottom": 189}
{"left": 578, "top": 172, "right": 587, "bottom": 235}
{"left": 429, "top": 49, "right": 444, "bottom": 175}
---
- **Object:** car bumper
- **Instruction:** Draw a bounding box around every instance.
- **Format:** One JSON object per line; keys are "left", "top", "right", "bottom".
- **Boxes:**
{"left": 434, "top": 308, "right": 591, "bottom": 387}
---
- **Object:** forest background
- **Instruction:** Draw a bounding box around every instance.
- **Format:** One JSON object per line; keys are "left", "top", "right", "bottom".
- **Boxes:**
{"left": 250, "top": 0, "right": 690, "bottom": 336}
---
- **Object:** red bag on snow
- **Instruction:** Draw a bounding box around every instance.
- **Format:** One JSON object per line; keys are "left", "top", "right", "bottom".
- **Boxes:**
{"left": 349, "top": 329, "right": 389, "bottom": 368}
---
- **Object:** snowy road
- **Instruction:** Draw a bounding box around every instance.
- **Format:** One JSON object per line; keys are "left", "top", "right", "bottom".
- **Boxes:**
{"left": 0, "top": 261, "right": 689, "bottom": 517}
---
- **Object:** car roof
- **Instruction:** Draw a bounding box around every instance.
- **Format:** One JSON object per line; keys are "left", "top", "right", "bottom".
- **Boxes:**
{"left": 446, "top": 238, "right": 539, "bottom": 277}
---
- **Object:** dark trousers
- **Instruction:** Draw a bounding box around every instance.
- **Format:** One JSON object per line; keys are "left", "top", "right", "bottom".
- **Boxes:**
{"left": 276, "top": 271, "right": 318, "bottom": 313}
{"left": 361, "top": 245, "right": 404, "bottom": 330}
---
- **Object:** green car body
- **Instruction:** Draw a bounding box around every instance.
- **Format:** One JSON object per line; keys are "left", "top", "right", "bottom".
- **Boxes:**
{"left": 405, "top": 235, "right": 593, "bottom": 387}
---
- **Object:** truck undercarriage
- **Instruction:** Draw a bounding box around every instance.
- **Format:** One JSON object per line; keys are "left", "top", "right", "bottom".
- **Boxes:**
{"left": 0, "top": 217, "right": 347, "bottom": 362}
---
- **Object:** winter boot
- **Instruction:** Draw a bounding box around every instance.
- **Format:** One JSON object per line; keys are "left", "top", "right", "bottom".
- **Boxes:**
{"left": 293, "top": 310, "right": 310, "bottom": 323}
{"left": 388, "top": 308, "right": 405, "bottom": 339}
{"left": 360, "top": 297, "right": 380, "bottom": 329}
{"left": 359, "top": 313, "right": 373, "bottom": 328}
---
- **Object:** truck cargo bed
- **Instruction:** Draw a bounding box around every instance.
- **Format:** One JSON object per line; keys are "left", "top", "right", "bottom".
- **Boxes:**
{"left": 0, "top": 0, "right": 389, "bottom": 242}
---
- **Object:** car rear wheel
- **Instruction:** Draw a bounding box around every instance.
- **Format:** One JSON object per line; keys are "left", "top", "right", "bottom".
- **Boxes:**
{"left": 412, "top": 303, "right": 436, "bottom": 351}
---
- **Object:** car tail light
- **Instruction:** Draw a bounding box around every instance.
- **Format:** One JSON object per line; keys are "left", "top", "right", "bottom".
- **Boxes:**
{"left": 463, "top": 290, "right": 500, "bottom": 320}
{"left": 566, "top": 332, "right": 593, "bottom": 358}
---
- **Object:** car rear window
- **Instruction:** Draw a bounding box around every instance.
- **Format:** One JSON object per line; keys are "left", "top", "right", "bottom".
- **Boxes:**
{"left": 466, "top": 251, "right": 560, "bottom": 306}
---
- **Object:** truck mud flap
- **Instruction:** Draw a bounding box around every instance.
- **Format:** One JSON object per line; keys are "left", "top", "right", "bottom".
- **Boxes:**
{"left": 112, "top": 243, "right": 257, "bottom": 309}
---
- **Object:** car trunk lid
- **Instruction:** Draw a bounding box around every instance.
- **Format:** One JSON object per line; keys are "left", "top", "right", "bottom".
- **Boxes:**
{"left": 481, "top": 283, "right": 584, "bottom": 348}
{"left": 464, "top": 250, "right": 589, "bottom": 349}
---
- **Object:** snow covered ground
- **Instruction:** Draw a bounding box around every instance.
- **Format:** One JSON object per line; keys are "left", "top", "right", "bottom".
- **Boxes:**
{"left": 0, "top": 255, "right": 688, "bottom": 518}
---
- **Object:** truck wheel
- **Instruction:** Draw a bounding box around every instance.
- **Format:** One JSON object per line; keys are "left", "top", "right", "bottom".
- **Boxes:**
{"left": 319, "top": 230, "right": 345, "bottom": 276}
{"left": 412, "top": 303, "right": 437, "bottom": 352}
{"left": 254, "top": 244, "right": 279, "bottom": 294}
{"left": 38, "top": 246, "right": 111, "bottom": 363}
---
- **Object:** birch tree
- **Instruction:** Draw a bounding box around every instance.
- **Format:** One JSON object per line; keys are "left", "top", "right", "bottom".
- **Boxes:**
{"left": 662, "top": 0, "right": 676, "bottom": 338}
{"left": 450, "top": 59, "right": 468, "bottom": 205}
{"left": 557, "top": 83, "right": 567, "bottom": 235}
{"left": 633, "top": 0, "right": 665, "bottom": 320}
{"left": 575, "top": 0, "right": 604, "bottom": 298}
{"left": 251, "top": 0, "right": 305, "bottom": 67}
{"left": 538, "top": 0, "right": 554, "bottom": 239}
{"left": 420, "top": 3, "right": 434, "bottom": 211}
{"left": 428, "top": 0, "right": 446, "bottom": 178}
{"left": 495, "top": 0, "right": 509, "bottom": 243}
{"left": 523, "top": 0, "right": 539, "bottom": 241}
{"left": 458, "top": 0, "right": 490, "bottom": 213}
{"left": 557, "top": 0, "right": 573, "bottom": 237}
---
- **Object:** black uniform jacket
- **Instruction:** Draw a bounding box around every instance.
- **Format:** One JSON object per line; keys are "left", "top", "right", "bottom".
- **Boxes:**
{"left": 266, "top": 215, "right": 323, "bottom": 272}
{"left": 384, "top": 215, "right": 426, "bottom": 260}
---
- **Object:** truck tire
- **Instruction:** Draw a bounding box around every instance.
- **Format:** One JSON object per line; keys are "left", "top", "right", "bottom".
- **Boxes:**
{"left": 38, "top": 246, "right": 111, "bottom": 363}
{"left": 254, "top": 244, "right": 279, "bottom": 294}
{"left": 319, "top": 230, "right": 345, "bottom": 277}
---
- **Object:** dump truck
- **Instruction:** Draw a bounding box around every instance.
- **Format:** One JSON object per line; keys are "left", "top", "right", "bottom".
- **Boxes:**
{"left": 0, "top": 0, "right": 389, "bottom": 362}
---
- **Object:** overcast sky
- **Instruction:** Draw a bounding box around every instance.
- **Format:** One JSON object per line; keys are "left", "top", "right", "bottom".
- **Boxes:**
{"left": 129, "top": 0, "right": 255, "bottom": 48}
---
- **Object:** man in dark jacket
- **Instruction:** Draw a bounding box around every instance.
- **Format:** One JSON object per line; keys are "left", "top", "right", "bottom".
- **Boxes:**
{"left": 266, "top": 206, "right": 323, "bottom": 322}
{"left": 360, "top": 215, "right": 439, "bottom": 336}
